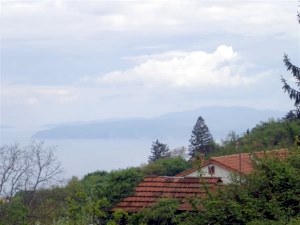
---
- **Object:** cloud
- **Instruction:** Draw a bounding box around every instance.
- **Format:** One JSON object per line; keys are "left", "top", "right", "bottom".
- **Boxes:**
{"left": 1, "top": 0, "right": 297, "bottom": 41}
{"left": 91, "top": 45, "right": 268, "bottom": 89}
{"left": 1, "top": 85, "right": 78, "bottom": 105}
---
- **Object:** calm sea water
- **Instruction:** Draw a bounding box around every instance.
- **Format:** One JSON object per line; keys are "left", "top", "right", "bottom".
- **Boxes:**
{"left": 0, "top": 128, "right": 188, "bottom": 178}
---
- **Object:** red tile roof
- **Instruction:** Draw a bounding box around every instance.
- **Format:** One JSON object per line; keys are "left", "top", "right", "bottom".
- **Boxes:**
{"left": 113, "top": 176, "right": 222, "bottom": 212}
{"left": 175, "top": 149, "right": 289, "bottom": 177}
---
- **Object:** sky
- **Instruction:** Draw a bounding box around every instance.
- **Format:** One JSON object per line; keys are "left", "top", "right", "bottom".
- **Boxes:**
{"left": 1, "top": 0, "right": 300, "bottom": 129}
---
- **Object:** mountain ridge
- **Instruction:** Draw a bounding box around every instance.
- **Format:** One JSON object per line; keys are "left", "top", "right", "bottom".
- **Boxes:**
{"left": 32, "top": 106, "right": 285, "bottom": 140}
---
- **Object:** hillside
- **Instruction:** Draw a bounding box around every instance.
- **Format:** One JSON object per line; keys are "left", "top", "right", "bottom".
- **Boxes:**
{"left": 32, "top": 106, "right": 284, "bottom": 140}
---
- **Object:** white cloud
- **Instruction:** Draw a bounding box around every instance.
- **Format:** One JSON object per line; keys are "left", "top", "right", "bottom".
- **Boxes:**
{"left": 1, "top": 85, "right": 78, "bottom": 105}
{"left": 1, "top": 0, "right": 297, "bottom": 41}
{"left": 92, "top": 45, "right": 267, "bottom": 89}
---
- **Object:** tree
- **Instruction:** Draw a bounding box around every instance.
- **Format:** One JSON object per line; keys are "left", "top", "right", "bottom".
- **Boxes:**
{"left": 0, "top": 141, "right": 64, "bottom": 200}
{"left": 169, "top": 146, "right": 189, "bottom": 160}
{"left": 281, "top": 55, "right": 300, "bottom": 105}
{"left": 0, "top": 141, "right": 64, "bottom": 225}
{"left": 284, "top": 107, "right": 300, "bottom": 121}
{"left": 148, "top": 140, "right": 170, "bottom": 163}
{"left": 188, "top": 116, "right": 214, "bottom": 157}
{"left": 281, "top": 13, "right": 300, "bottom": 110}
{"left": 142, "top": 157, "right": 191, "bottom": 176}
{"left": 132, "top": 199, "right": 179, "bottom": 225}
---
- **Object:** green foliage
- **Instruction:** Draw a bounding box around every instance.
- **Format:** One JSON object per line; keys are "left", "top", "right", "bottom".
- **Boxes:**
{"left": 52, "top": 158, "right": 190, "bottom": 224}
{"left": 66, "top": 192, "right": 110, "bottom": 225}
{"left": 213, "top": 119, "right": 300, "bottom": 157}
{"left": 148, "top": 139, "right": 170, "bottom": 163}
{"left": 281, "top": 53, "right": 300, "bottom": 106}
{"left": 132, "top": 199, "right": 179, "bottom": 225}
{"left": 247, "top": 217, "right": 300, "bottom": 225}
{"left": 186, "top": 151, "right": 300, "bottom": 225}
{"left": 142, "top": 157, "right": 191, "bottom": 176}
{"left": 284, "top": 107, "right": 300, "bottom": 121}
{"left": 281, "top": 14, "right": 300, "bottom": 123}
{"left": 107, "top": 209, "right": 129, "bottom": 225}
{"left": 242, "top": 119, "right": 300, "bottom": 150}
{"left": 101, "top": 168, "right": 144, "bottom": 206}
{"left": 0, "top": 198, "right": 28, "bottom": 225}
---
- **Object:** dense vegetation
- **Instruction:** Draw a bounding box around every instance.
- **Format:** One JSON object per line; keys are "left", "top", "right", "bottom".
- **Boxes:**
{"left": 210, "top": 118, "right": 300, "bottom": 157}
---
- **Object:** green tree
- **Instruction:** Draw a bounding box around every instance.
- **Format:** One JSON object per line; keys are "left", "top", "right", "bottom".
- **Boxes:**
{"left": 148, "top": 140, "right": 170, "bottom": 163}
{"left": 284, "top": 107, "right": 300, "bottom": 121}
{"left": 132, "top": 199, "right": 179, "bottom": 225}
{"left": 281, "top": 12, "right": 300, "bottom": 118}
{"left": 142, "top": 157, "right": 191, "bottom": 176}
{"left": 281, "top": 54, "right": 300, "bottom": 105}
{"left": 189, "top": 116, "right": 214, "bottom": 157}
{"left": 238, "top": 119, "right": 300, "bottom": 151}
{"left": 103, "top": 168, "right": 144, "bottom": 206}
{"left": 0, "top": 198, "right": 28, "bottom": 225}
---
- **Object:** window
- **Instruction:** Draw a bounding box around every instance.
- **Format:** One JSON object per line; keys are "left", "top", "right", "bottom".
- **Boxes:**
{"left": 208, "top": 165, "right": 215, "bottom": 175}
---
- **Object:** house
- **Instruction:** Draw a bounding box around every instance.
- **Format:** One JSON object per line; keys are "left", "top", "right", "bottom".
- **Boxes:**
{"left": 175, "top": 149, "right": 288, "bottom": 183}
{"left": 113, "top": 149, "right": 288, "bottom": 212}
{"left": 113, "top": 176, "right": 222, "bottom": 212}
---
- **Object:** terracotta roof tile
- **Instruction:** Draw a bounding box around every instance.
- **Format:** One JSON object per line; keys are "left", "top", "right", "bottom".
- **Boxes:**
{"left": 211, "top": 148, "right": 288, "bottom": 174}
{"left": 112, "top": 176, "right": 222, "bottom": 212}
{"left": 176, "top": 149, "right": 288, "bottom": 177}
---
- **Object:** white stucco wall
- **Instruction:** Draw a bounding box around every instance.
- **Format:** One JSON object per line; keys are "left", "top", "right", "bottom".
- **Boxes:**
{"left": 184, "top": 163, "right": 233, "bottom": 184}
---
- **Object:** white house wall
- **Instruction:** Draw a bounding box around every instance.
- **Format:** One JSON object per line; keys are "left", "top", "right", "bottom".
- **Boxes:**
{"left": 184, "top": 164, "right": 233, "bottom": 184}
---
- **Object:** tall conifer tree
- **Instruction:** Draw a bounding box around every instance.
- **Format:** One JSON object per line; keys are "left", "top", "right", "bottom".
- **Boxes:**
{"left": 189, "top": 116, "right": 214, "bottom": 157}
{"left": 281, "top": 12, "right": 300, "bottom": 119}
{"left": 148, "top": 140, "right": 170, "bottom": 163}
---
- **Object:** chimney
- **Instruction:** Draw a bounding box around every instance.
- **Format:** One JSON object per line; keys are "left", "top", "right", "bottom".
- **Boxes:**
{"left": 199, "top": 153, "right": 205, "bottom": 163}
{"left": 191, "top": 153, "right": 204, "bottom": 163}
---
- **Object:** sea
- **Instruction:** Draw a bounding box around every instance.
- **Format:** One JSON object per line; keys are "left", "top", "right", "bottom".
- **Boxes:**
{"left": 0, "top": 127, "right": 188, "bottom": 179}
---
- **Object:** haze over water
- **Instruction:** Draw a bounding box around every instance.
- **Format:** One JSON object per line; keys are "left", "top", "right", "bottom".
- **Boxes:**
{"left": 0, "top": 127, "right": 187, "bottom": 178}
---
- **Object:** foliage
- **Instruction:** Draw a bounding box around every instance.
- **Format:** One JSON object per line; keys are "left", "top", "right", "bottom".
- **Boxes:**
{"left": 183, "top": 151, "right": 300, "bottom": 225}
{"left": 131, "top": 199, "right": 179, "bottom": 225}
{"left": 100, "top": 168, "right": 144, "bottom": 206}
{"left": 281, "top": 53, "right": 300, "bottom": 106}
{"left": 141, "top": 157, "right": 191, "bottom": 176}
{"left": 107, "top": 209, "right": 129, "bottom": 225}
{"left": 148, "top": 140, "right": 170, "bottom": 163}
{"left": 284, "top": 106, "right": 300, "bottom": 121}
{"left": 0, "top": 198, "right": 28, "bottom": 225}
{"left": 212, "top": 119, "right": 300, "bottom": 157}
{"left": 66, "top": 192, "right": 110, "bottom": 225}
{"left": 241, "top": 119, "right": 300, "bottom": 151}
{"left": 168, "top": 146, "right": 189, "bottom": 159}
{"left": 281, "top": 15, "right": 300, "bottom": 117}
{"left": 189, "top": 116, "right": 214, "bottom": 157}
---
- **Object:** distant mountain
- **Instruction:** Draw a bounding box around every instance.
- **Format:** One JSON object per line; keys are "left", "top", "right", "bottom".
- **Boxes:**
{"left": 32, "top": 106, "right": 285, "bottom": 140}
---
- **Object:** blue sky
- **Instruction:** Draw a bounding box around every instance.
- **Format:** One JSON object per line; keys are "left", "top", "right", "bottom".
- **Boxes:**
{"left": 1, "top": 0, "right": 299, "bottom": 128}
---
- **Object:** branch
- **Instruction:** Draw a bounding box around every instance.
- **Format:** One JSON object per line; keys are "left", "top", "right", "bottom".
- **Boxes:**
{"left": 284, "top": 54, "right": 300, "bottom": 80}
{"left": 281, "top": 77, "right": 300, "bottom": 106}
